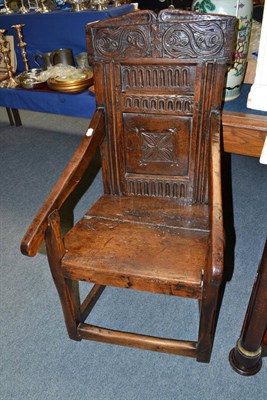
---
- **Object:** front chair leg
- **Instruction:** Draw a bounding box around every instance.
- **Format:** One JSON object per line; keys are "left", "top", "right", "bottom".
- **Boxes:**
{"left": 45, "top": 210, "right": 82, "bottom": 341}
{"left": 197, "top": 284, "right": 221, "bottom": 363}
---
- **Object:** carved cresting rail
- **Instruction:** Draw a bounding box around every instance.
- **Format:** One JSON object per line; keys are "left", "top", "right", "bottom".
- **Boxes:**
{"left": 91, "top": 14, "right": 226, "bottom": 59}
{"left": 87, "top": 10, "right": 237, "bottom": 203}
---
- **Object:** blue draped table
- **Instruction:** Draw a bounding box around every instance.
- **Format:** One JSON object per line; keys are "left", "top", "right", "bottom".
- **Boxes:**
{"left": 0, "top": 5, "right": 133, "bottom": 73}
{"left": 0, "top": 86, "right": 96, "bottom": 118}
{"left": 0, "top": 5, "right": 132, "bottom": 119}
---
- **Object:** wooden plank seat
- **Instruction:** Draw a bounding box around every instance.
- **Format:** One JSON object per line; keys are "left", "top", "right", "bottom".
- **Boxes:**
{"left": 63, "top": 195, "right": 209, "bottom": 299}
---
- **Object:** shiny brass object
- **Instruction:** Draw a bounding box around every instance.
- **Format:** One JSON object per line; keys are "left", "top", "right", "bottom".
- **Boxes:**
{"left": 237, "top": 339, "right": 262, "bottom": 358}
{"left": 39, "top": 0, "right": 52, "bottom": 13}
{"left": 47, "top": 70, "right": 93, "bottom": 93}
{"left": 18, "top": 0, "right": 30, "bottom": 14}
{"left": 66, "top": 0, "right": 88, "bottom": 12}
{"left": 91, "top": 0, "right": 109, "bottom": 11}
{"left": 34, "top": 0, "right": 43, "bottom": 13}
{"left": 11, "top": 24, "right": 29, "bottom": 73}
{"left": 3, "top": 0, "right": 14, "bottom": 14}
{"left": 0, "top": 29, "right": 18, "bottom": 88}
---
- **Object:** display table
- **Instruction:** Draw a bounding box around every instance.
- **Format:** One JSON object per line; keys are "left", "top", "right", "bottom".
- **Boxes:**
{"left": 0, "top": 5, "right": 134, "bottom": 73}
{"left": 0, "top": 86, "right": 96, "bottom": 118}
{"left": 0, "top": 5, "right": 133, "bottom": 126}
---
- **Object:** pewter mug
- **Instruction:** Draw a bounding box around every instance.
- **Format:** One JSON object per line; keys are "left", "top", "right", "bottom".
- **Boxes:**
{"left": 34, "top": 52, "right": 53, "bottom": 70}
{"left": 75, "top": 52, "right": 90, "bottom": 69}
{"left": 50, "top": 48, "right": 75, "bottom": 66}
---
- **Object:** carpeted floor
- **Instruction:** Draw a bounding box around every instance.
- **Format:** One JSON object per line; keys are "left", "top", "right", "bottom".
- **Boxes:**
{"left": 0, "top": 108, "right": 266, "bottom": 400}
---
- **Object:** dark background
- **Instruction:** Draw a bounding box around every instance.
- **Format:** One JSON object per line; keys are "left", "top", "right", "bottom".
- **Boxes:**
{"left": 137, "top": 0, "right": 193, "bottom": 12}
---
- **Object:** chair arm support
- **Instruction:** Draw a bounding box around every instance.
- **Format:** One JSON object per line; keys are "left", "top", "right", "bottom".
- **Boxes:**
{"left": 209, "top": 110, "right": 224, "bottom": 284}
{"left": 21, "top": 108, "right": 105, "bottom": 257}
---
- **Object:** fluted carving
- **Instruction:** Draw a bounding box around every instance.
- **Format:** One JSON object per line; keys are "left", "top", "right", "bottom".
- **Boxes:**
{"left": 122, "top": 65, "right": 191, "bottom": 89}
{"left": 122, "top": 94, "right": 193, "bottom": 115}
{"left": 126, "top": 179, "right": 187, "bottom": 199}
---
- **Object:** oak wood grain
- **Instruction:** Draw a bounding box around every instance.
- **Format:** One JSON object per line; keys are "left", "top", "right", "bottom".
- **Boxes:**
{"left": 222, "top": 112, "right": 267, "bottom": 157}
{"left": 78, "top": 323, "right": 197, "bottom": 357}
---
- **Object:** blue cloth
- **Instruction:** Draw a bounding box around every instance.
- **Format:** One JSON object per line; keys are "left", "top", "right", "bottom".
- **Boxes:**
{"left": 0, "top": 86, "right": 96, "bottom": 118}
{"left": 0, "top": 5, "right": 133, "bottom": 73}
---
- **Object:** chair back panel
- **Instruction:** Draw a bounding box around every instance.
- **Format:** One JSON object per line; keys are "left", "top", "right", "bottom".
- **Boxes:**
{"left": 87, "top": 9, "right": 236, "bottom": 203}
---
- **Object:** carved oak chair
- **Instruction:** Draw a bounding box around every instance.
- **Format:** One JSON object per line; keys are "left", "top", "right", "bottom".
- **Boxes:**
{"left": 21, "top": 9, "right": 237, "bottom": 363}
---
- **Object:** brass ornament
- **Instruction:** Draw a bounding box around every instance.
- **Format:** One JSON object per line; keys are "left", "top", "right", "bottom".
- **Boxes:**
{"left": 11, "top": 24, "right": 29, "bottom": 72}
{"left": 0, "top": 29, "right": 18, "bottom": 88}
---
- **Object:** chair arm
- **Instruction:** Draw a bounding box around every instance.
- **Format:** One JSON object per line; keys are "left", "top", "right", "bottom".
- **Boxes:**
{"left": 209, "top": 110, "right": 225, "bottom": 284}
{"left": 21, "top": 108, "right": 105, "bottom": 257}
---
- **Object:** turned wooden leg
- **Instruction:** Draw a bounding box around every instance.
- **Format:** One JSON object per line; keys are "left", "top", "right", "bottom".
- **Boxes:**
{"left": 229, "top": 240, "right": 267, "bottom": 376}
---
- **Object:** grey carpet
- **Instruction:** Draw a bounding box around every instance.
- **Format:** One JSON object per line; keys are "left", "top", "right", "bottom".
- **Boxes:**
{"left": 0, "top": 108, "right": 266, "bottom": 400}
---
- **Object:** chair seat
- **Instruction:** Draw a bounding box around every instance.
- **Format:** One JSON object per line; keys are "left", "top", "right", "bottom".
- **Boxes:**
{"left": 62, "top": 195, "right": 210, "bottom": 299}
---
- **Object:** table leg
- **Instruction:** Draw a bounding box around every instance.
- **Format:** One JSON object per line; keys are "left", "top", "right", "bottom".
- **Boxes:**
{"left": 229, "top": 240, "right": 267, "bottom": 375}
{"left": 6, "top": 108, "right": 22, "bottom": 126}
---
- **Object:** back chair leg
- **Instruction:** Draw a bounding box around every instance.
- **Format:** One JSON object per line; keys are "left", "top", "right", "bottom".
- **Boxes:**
{"left": 45, "top": 210, "right": 82, "bottom": 341}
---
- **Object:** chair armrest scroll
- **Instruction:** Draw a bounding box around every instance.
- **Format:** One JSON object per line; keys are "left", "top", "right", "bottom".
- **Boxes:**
{"left": 209, "top": 110, "right": 224, "bottom": 284}
{"left": 21, "top": 108, "right": 105, "bottom": 257}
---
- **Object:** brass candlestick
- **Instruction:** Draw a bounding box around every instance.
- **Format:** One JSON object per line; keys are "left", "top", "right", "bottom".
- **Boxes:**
{"left": 66, "top": 0, "right": 88, "bottom": 12}
{"left": 34, "top": 0, "right": 43, "bottom": 13}
{"left": 91, "top": 0, "right": 109, "bottom": 11}
{"left": 39, "top": 0, "right": 52, "bottom": 13}
{"left": 19, "top": 0, "right": 30, "bottom": 14}
{"left": 0, "top": 29, "right": 18, "bottom": 88}
{"left": 3, "top": 0, "right": 14, "bottom": 14}
{"left": 11, "top": 24, "right": 29, "bottom": 72}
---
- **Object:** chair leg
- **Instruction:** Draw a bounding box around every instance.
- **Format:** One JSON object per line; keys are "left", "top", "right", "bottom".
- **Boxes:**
{"left": 45, "top": 210, "right": 82, "bottom": 341}
{"left": 197, "top": 284, "right": 220, "bottom": 363}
